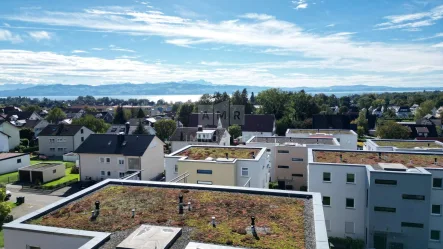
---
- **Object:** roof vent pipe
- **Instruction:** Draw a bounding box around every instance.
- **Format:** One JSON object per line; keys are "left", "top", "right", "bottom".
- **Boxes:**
{"left": 212, "top": 217, "right": 216, "bottom": 228}
{"left": 252, "top": 152, "right": 255, "bottom": 159}
{"left": 340, "top": 154, "right": 343, "bottom": 163}
{"left": 225, "top": 153, "right": 228, "bottom": 159}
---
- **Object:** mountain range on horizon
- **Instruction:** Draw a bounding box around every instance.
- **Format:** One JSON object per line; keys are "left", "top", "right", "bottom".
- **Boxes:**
{"left": 0, "top": 81, "right": 442, "bottom": 97}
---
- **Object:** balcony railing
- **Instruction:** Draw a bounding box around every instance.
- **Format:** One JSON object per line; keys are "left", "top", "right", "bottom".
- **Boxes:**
{"left": 169, "top": 172, "right": 190, "bottom": 183}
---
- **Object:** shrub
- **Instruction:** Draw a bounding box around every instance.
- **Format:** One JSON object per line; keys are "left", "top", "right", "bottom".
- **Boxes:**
{"left": 65, "top": 162, "right": 75, "bottom": 168}
{"left": 329, "top": 237, "right": 365, "bottom": 249}
{"left": 70, "top": 166, "right": 79, "bottom": 174}
{"left": 268, "top": 182, "right": 279, "bottom": 189}
{"left": 20, "top": 138, "right": 29, "bottom": 147}
{"left": 22, "top": 146, "right": 39, "bottom": 153}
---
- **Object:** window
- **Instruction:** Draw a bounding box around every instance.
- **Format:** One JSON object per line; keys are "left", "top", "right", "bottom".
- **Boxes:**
{"left": 401, "top": 222, "right": 424, "bottom": 228}
{"left": 292, "top": 158, "right": 303, "bottom": 162}
{"left": 266, "top": 148, "right": 271, "bottom": 152}
{"left": 101, "top": 171, "right": 105, "bottom": 176}
{"left": 432, "top": 205, "right": 441, "bottom": 215}
{"left": 323, "top": 196, "right": 331, "bottom": 206}
{"left": 27, "top": 246, "right": 41, "bottom": 249}
{"left": 323, "top": 172, "right": 331, "bottom": 182}
{"left": 53, "top": 169, "right": 56, "bottom": 174}
{"left": 81, "top": 128, "right": 84, "bottom": 134}
{"left": 431, "top": 230, "right": 440, "bottom": 241}
{"left": 49, "top": 138, "right": 55, "bottom": 143}
{"left": 197, "top": 180, "right": 213, "bottom": 185}
{"left": 241, "top": 167, "right": 249, "bottom": 177}
{"left": 277, "top": 150, "right": 289, "bottom": 153}
{"left": 278, "top": 165, "right": 289, "bottom": 169}
{"left": 197, "top": 169, "right": 212, "bottom": 174}
{"left": 107, "top": 171, "right": 111, "bottom": 176}
{"left": 50, "top": 148, "right": 55, "bottom": 152}
{"left": 346, "top": 198, "right": 355, "bottom": 209}
{"left": 325, "top": 220, "right": 331, "bottom": 231}
{"left": 57, "top": 148, "right": 63, "bottom": 151}
{"left": 17, "top": 159, "right": 21, "bottom": 163}
{"left": 174, "top": 165, "right": 178, "bottom": 173}
{"left": 81, "top": 137, "right": 84, "bottom": 142}
{"left": 374, "top": 206, "right": 396, "bottom": 213}
{"left": 119, "top": 172, "right": 125, "bottom": 178}
{"left": 346, "top": 173, "right": 355, "bottom": 184}
{"left": 118, "top": 158, "right": 125, "bottom": 165}
{"left": 100, "top": 157, "right": 105, "bottom": 163}
{"left": 345, "top": 221, "right": 355, "bottom": 234}
{"left": 433, "top": 178, "right": 442, "bottom": 188}
{"left": 106, "top": 157, "right": 110, "bottom": 164}
{"left": 374, "top": 179, "right": 397, "bottom": 185}
{"left": 402, "top": 194, "right": 425, "bottom": 200}
{"left": 292, "top": 173, "right": 303, "bottom": 177}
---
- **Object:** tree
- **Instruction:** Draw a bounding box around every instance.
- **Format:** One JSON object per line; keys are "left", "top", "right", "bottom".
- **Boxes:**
{"left": 156, "top": 99, "right": 166, "bottom": 105}
{"left": 23, "top": 105, "right": 41, "bottom": 113}
{"left": 256, "top": 88, "right": 289, "bottom": 120}
{"left": 177, "top": 102, "right": 195, "bottom": 127}
{"left": 46, "top": 107, "right": 66, "bottom": 123}
{"left": 136, "top": 108, "right": 145, "bottom": 118}
{"left": 289, "top": 90, "right": 319, "bottom": 121}
{"left": 376, "top": 121, "right": 410, "bottom": 139}
{"left": 415, "top": 100, "right": 436, "bottom": 120}
{"left": 339, "top": 96, "right": 351, "bottom": 108}
{"left": 382, "top": 108, "right": 397, "bottom": 118}
{"left": 154, "top": 119, "right": 176, "bottom": 141}
{"left": 0, "top": 188, "right": 12, "bottom": 226}
{"left": 228, "top": 124, "right": 242, "bottom": 139}
{"left": 250, "top": 92, "right": 256, "bottom": 104}
{"left": 338, "top": 106, "right": 349, "bottom": 114}
{"left": 113, "top": 105, "right": 127, "bottom": 124}
{"left": 133, "top": 119, "right": 148, "bottom": 134}
{"left": 84, "top": 106, "right": 98, "bottom": 114}
{"left": 20, "top": 128, "right": 35, "bottom": 143}
{"left": 275, "top": 116, "right": 292, "bottom": 136}
{"left": 357, "top": 126, "right": 365, "bottom": 138}
{"left": 355, "top": 109, "right": 368, "bottom": 133}
{"left": 72, "top": 114, "right": 110, "bottom": 133}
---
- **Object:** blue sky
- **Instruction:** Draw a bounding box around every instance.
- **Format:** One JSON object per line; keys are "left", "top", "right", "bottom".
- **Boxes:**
{"left": 0, "top": 0, "right": 442, "bottom": 87}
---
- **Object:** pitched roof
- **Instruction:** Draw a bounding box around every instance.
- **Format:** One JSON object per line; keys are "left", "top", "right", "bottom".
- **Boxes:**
{"left": 39, "top": 124, "right": 85, "bottom": 136}
{"left": 6, "top": 111, "right": 37, "bottom": 120}
{"left": 22, "top": 119, "right": 41, "bottom": 129}
{"left": 106, "top": 124, "right": 152, "bottom": 135}
{"left": 243, "top": 114, "right": 275, "bottom": 132}
{"left": 416, "top": 127, "right": 429, "bottom": 133}
{"left": 169, "top": 127, "right": 227, "bottom": 142}
{"left": 75, "top": 134, "right": 155, "bottom": 156}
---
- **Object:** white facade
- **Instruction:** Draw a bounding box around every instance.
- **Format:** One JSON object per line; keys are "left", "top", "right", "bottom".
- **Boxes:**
{"left": 171, "top": 130, "right": 231, "bottom": 153}
{"left": 39, "top": 127, "right": 94, "bottom": 157}
{"left": 286, "top": 129, "right": 358, "bottom": 150}
{"left": 364, "top": 139, "right": 443, "bottom": 153}
{"left": 33, "top": 120, "right": 49, "bottom": 137}
{"left": 242, "top": 131, "right": 273, "bottom": 143}
{"left": 79, "top": 136, "right": 164, "bottom": 181}
{"left": 0, "top": 153, "right": 30, "bottom": 175}
{"left": 0, "top": 121, "right": 20, "bottom": 150}
{"left": 0, "top": 132, "right": 9, "bottom": 152}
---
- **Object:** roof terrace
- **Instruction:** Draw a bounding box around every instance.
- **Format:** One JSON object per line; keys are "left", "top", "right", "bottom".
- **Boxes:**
{"left": 173, "top": 146, "right": 262, "bottom": 160}
{"left": 372, "top": 140, "right": 443, "bottom": 149}
{"left": 26, "top": 182, "right": 316, "bottom": 249}
{"left": 313, "top": 150, "right": 443, "bottom": 169}
{"left": 248, "top": 136, "right": 338, "bottom": 145}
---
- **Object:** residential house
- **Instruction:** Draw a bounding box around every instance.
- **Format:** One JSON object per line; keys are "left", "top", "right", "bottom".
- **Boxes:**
{"left": 245, "top": 136, "right": 340, "bottom": 190}
{"left": 396, "top": 106, "right": 412, "bottom": 118}
{"left": 165, "top": 145, "right": 269, "bottom": 188}
{"left": 0, "top": 120, "right": 20, "bottom": 151}
{"left": 372, "top": 106, "right": 384, "bottom": 117}
{"left": 286, "top": 128, "right": 358, "bottom": 150}
{"left": 106, "top": 122, "right": 155, "bottom": 135}
{"left": 0, "top": 153, "right": 30, "bottom": 174}
{"left": 308, "top": 149, "right": 443, "bottom": 249}
{"left": 241, "top": 114, "right": 276, "bottom": 142}
{"left": 397, "top": 123, "right": 440, "bottom": 140}
{"left": 418, "top": 114, "right": 442, "bottom": 128}
{"left": 1, "top": 106, "right": 22, "bottom": 114}
{"left": 90, "top": 111, "right": 113, "bottom": 123}
{"left": 38, "top": 124, "right": 94, "bottom": 157}
{"left": 22, "top": 119, "right": 49, "bottom": 137}
{"left": 0, "top": 132, "right": 9, "bottom": 152}
{"left": 75, "top": 134, "right": 164, "bottom": 181}
{"left": 6, "top": 111, "right": 43, "bottom": 128}
{"left": 63, "top": 108, "right": 85, "bottom": 119}
{"left": 169, "top": 126, "right": 230, "bottom": 152}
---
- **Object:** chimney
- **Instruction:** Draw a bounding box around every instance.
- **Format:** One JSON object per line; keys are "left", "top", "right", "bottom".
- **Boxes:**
{"left": 125, "top": 122, "right": 130, "bottom": 135}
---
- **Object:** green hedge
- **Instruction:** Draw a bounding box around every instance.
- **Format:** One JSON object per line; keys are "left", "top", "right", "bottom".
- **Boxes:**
{"left": 22, "top": 146, "right": 39, "bottom": 153}
{"left": 32, "top": 178, "right": 79, "bottom": 190}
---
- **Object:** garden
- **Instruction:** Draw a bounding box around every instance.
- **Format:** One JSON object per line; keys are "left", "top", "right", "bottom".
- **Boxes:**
{"left": 177, "top": 147, "right": 261, "bottom": 160}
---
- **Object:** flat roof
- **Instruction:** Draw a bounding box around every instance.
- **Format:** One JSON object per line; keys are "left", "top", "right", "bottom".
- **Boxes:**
{"left": 249, "top": 136, "right": 338, "bottom": 145}
{"left": 313, "top": 150, "right": 443, "bottom": 169}
{"left": 287, "top": 129, "right": 354, "bottom": 135}
{"left": 20, "top": 162, "right": 62, "bottom": 171}
{"left": 372, "top": 140, "right": 443, "bottom": 149}
{"left": 172, "top": 146, "right": 263, "bottom": 160}
{"left": 0, "top": 153, "right": 26, "bottom": 161}
{"left": 25, "top": 182, "right": 316, "bottom": 249}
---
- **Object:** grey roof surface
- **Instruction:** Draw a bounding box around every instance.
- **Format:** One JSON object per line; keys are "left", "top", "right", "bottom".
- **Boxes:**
{"left": 243, "top": 114, "right": 275, "bottom": 132}
{"left": 20, "top": 162, "right": 62, "bottom": 171}
{"left": 106, "top": 124, "right": 151, "bottom": 135}
{"left": 75, "top": 134, "right": 155, "bottom": 156}
{"left": 39, "top": 124, "right": 84, "bottom": 136}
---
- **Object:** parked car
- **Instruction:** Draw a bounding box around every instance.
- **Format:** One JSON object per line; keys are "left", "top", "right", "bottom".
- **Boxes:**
{"left": 38, "top": 154, "right": 48, "bottom": 160}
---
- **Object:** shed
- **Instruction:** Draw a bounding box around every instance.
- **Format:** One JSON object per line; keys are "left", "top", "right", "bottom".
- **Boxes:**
{"left": 18, "top": 163, "right": 65, "bottom": 184}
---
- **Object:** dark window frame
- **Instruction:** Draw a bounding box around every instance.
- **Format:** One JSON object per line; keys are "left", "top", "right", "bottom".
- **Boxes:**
{"left": 278, "top": 165, "right": 289, "bottom": 169}
{"left": 323, "top": 196, "right": 331, "bottom": 206}
{"left": 277, "top": 150, "right": 289, "bottom": 154}
{"left": 401, "top": 222, "right": 424, "bottom": 228}
{"left": 402, "top": 194, "right": 425, "bottom": 201}
{"left": 323, "top": 172, "right": 331, "bottom": 182}
{"left": 374, "top": 206, "right": 396, "bottom": 213}
{"left": 197, "top": 169, "right": 213, "bottom": 175}
{"left": 374, "top": 179, "right": 397, "bottom": 185}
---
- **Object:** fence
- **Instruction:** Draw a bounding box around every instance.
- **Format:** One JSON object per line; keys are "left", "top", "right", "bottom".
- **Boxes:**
{"left": 3, "top": 175, "right": 18, "bottom": 184}
{"left": 63, "top": 153, "right": 79, "bottom": 162}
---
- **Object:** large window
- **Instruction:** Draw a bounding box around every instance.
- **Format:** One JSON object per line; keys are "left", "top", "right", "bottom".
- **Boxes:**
{"left": 17, "top": 159, "right": 21, "bottom": 163}
{"left": 346, "top": 198, "right": 355, "bottom": 209}
{"left": 431, "top": 230, "right": 440, "bottom": 241}
{"left": 433, "top": 178, "right": 442, "bottom": 188}
{"left": 292, "top": 173, "right": 303, "bottom": 177}
{"left": 374, "top": 179, "right": 397, "bottom": 185}
{"left": 432, "top": 205, "right": 441, "bottom": 215}
{"left": 323, "top": 196, "right": 331, "bottom": 206}
{"left": 374, "top": 206, "right": 396, "bottom": 213}
{"left": 323, "top": 172, "right": 331, "bottom": 182}
{"left": 401, "top": 222, "right": 424, "bottom": 228}
{"left": 197, "top": 169, "right": 212, "bottom": 174}
{"left": 241, "top": 167, "right": 249, "bottom": 177}
{"left": 402, "top": 194, "right": 425, "bottom": 200}
{"left": 346, "top": 173, "right": 355, "bottom": 184}
{"left": 278, "top": 165, "right": 289, "bottom": 169}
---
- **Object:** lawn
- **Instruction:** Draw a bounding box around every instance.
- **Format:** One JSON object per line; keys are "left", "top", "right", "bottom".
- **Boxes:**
{"left": 31, "top": 185, "right": 307, "bottom": 249}
{"left": 177, "top": 147, "right": 260, "bottom": 160}
{"left": 0, "top": 171, "right": 18, "bottom": 184}
{"left": 42, "top": 167, "right": 79, "bottom": 187}
{"left": 0, "top": 230, "right": 4, "bottom": 247}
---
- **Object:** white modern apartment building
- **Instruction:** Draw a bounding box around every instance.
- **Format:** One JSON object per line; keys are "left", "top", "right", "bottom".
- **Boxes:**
{"left": 165, "top": 145, "right": 269, "bottom": 188}
{"left": 75, "top": 134, "right": 165, "bottom": 181}
{"left": 286, "top": 129, "right": 358, "bottom": 150}
{"left": 245, "top": 136, "right": 340, "bottom": 191}
{"left": 364, "top": 139, "right": 443, "bottom": 153}
{"left": 308, "top": 149, "right": 443, "bottom": 249}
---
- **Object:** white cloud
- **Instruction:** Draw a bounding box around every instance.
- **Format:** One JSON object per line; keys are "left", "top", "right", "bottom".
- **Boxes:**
{"left": 375, "top": 4, "right": 443, "bottom": 31}
{"left": 71, "top": 50, "right": 88, "bottom": 54}
{"left": 293, "top": 0, "right": 308, "bottom": 10}
{"left": 110, "top": 48, "right": 135, "bottom": 53}
{"left": 27, "top": 31, "right": 52, "bottom": 41}
{"left": 91, "top": 48, "right": 103, "bottom": 51}
{"left": 3, "top": 23, "right": 10, "bottom": 27}
{"left": 240, "top": 13, "right": 274, "bottom": 21}
{"left": 0, "top": 29, "right": 22, "bottom": 43}
{"left": 415, "top": 32, "right": 443, "bottom": 40}
{"left": 325, "top": 24, "right": 335, "bottom": 27}
{"left": 432, "top": 42, "right": 443, "bottom": 48}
